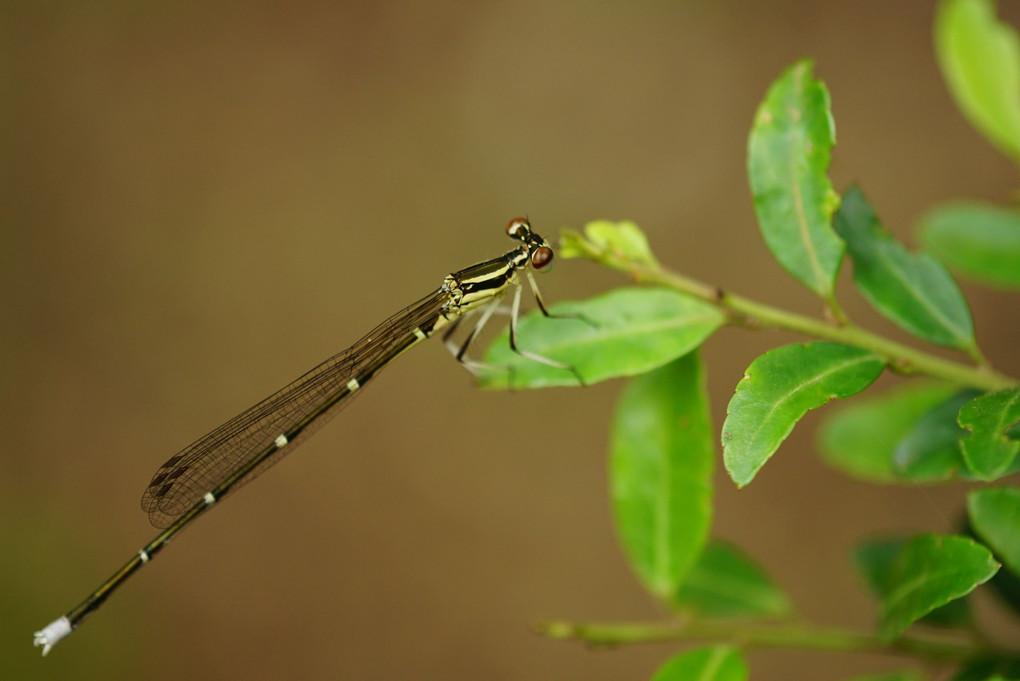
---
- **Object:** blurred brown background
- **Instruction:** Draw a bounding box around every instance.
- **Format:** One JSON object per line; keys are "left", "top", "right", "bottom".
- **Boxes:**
{"left": 3, "top": 1, "right": 1018, "bottom": 679}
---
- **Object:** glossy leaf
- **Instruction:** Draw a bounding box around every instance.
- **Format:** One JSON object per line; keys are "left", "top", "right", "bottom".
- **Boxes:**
{"left": 935, "top": 0, "right": 1020, "bottom": 163}
{"left": 480, "top": 287, "right": 724, "bottom": 389}
{"left": 818, "top": 383, "right": 958, "bottom": 483}
{"left": 855, "top": 537, "right": 972, "bottom": 628}
{"left": 878, "top": 534, "right": 998, "bottom": 640}
{"left": 610, "top": 354, "right": 714, "bottom": 601}
{"left": 920, "top": 202, "right": 1020, "bottom": 290}
{"left": 958, "top": 388, "right": 1020, "bottom": 479}
{"left": 722, "top": 342, "right": 885, "bottom": 487}
{"left": 652, "top": 646, "right": 748, "bottom": 681}
{"left": 673, "top": 540, "right": 792, "bottom": 617}
{"left": 748, "top": 59, "right": 843, "bottom": 298}
{"left": 968, "top": 487, "right": 1020, "bottom": 575}
{"left": 894, "top": 390, "right": 983, "bottom": 482}
{"left": 560, "top": 219, "right": 658, "bottom": 267}
{"left": 834, "top": 187, "right": 975, "bottom": 351}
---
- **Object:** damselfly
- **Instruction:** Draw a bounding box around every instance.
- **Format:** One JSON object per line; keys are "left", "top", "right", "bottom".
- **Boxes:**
{"left": 34, "top": 217, "right": 577, "bottom": 655}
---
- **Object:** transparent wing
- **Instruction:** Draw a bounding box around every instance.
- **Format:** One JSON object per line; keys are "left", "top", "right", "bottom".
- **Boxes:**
{"left": 140, "top": 288, "right": 450, "bottom": 528}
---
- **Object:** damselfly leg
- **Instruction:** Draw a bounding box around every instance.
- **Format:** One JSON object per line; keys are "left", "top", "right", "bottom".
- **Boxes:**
{"left": 442, "top": 276, "right": 585, "bottom": 387}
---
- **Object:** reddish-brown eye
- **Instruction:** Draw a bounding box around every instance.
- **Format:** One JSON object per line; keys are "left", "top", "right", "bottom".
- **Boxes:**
{"left": 506, "top": 217, "right": 530, "bottom": 239}
{"left": 531, "top": 245, "right": 554, "bottom": 270}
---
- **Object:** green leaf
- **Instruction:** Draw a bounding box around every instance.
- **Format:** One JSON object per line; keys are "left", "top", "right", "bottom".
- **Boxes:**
{"left": 652, "top": 646, "right": 748, "bottom": 681}
{"left": 560, "top": 220, "right": 658, "bottom": 267}
{"left": 480, "top": 288, "right": 723, "bottom": 389}
{"left": 673, "top": 540, "right": 792, "bottom": 617}
{"left": 920, "top": 202, "right": 1020, "bottom": 290}
{"left": 878, "top": 534, "right": 998, "bottom": 640}
{"left": 968, "top": 487, "right": 1020, "bottom": 575}
{"left": 722, "top": 342, "right": 885, "bottom": 487}
{"left": 747, "top": 59, "right": 844, "bottom": 299}
{"left": 610, "top": 354, "right": 714, "bottom": 601}
{"left": 959, "top": 389, "right": 1020, "bottom": 479}
{"left": 894, "top": 390, "right": 983, "bottom": 482}
{"left": 833, "top": 187, "right": 976, "bottom": 351}
{"left": 856, "top": 537, "right": 972, "bottom": 628}
{"left": 935, "top": 0, "right": 1020, "bottom": 163}
{"left": 818, "top": 382, "right": 958, "bottom": 483}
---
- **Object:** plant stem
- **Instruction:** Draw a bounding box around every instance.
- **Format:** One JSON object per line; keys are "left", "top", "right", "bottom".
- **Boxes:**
{"left": 564, "top": 233, "right": 1016, "bottom": 392}
{"left": 537, "top": 618, "right": 1000, "bottom": 662}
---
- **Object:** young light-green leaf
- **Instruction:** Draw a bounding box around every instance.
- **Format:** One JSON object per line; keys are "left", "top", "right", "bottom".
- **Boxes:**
{"left": 920, "top": 202, "right": 1020, "bottom": 290}
{"left": 958, "top": 388, "right": 1020, "bottom": 479}
{"left": 748, "top": 59, "right": 844, "bottom": 299}
{"left": 935, "top": 0, "right": 1020, "bottom": 164}
{"left": 610, "top": 353, "right": 714, "bottom": 602}
{"left": 834, "top": 187, "right": 976, "bottom": 351}
{"left": 968, "top": 486, "right": 1020, "bottom": 575}
{"left": 818, "top": 382, "right": 958, "bottom": 483}
{"left": 480, "top": 288, "right": 724, "bottom": 389}
{"left": 723, "top": 342, "right": 885, "bottom": 487}
{"left": 673, "top": 540, "right": 792, "bottom": 617}
{"left": 878, "top": 534, "right": 998, "bottom": 640}
{"left": 563, "top": 220, "right": 658, "bottom": 267}
{"left": 652, "top": 646, "right": 748, "bottom": 681}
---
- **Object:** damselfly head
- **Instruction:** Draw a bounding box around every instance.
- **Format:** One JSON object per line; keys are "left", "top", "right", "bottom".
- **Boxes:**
{"left": 506, "top": 217, "right": 554, "bottom": 271}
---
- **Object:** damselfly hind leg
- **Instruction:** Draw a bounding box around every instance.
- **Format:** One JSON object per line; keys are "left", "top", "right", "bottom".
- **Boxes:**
{"left": 507, "top": 285, "right": 585, "bottom": 387}
{"left": 444, "top": 285, "right": 584, "bottom": 387}
{"left": 526, "top": 270, "right": 598, "bottom": 330}
{"left": 443, "top": 299, "right": 504, "bottom": 378}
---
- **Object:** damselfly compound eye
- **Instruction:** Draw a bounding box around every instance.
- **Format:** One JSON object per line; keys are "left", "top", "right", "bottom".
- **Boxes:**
{"left": 531, "top": 245, "right": 554, "bottom": 270}
{"left": 506, "top": 217, "right": 530, "bottom": 239}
